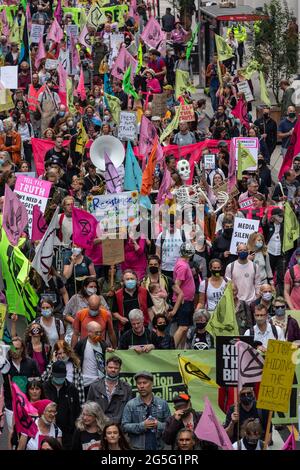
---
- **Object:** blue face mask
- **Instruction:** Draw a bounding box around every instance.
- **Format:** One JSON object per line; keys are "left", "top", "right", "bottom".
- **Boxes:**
{"left": 255, "top": 241, "right": 263, "bottom": 250}
{"left": 125, "top": 279, "right": 137, "bottom": 290}
{"left": 41, "top": 309, "right": 52, "bottom": 318}
{"left": 52, "top": 377, "right": 65, "bottom": 386}
{"left": 238, "top": 251, "right": 248, "bottom": 260}
{"left": 0, "top": 159, "right": 4, "bottom": 165}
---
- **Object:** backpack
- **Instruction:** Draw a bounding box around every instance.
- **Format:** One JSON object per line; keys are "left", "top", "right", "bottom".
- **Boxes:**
{"left": 249, "top": 323, "right": 278, "bottom": 340}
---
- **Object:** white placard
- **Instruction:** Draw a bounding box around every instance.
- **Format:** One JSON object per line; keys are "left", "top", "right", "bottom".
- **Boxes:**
{"left": 0, "top": 66, "right": 18, "bottom": 89}
{"left": 229, "top": 217, "right": 260, "bottom": 254}
{"left": 118, "top": 111, "right": 137, "bottom": 141}
{"left": 237, "top": 81, "right": 254, "bottom": 102}
{"left": 233, "top": 137, "right": 258, "bottom": 172}
{"left": 239, "top": 197, "right": 254, "bottom": 209}
{"left": 30, "top": 24, "right": 45, "bottom": 43}
{"left": 204, "top": 154, "right": 216, "bottom": 170}
{"left": 45, "top": 59, "right": 59, "bottom": 70}
{"left": 66, "top": 25, "right": 79, "bottom": 38}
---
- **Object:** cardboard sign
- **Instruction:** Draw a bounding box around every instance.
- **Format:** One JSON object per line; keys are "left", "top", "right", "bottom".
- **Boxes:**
{"left": 233, "top": 137, "right": 258, "bottom": 172}
{"left": 14, "top": 175, "right": 52, "bottom": 237}
{"left": 229, "top": 217, "right": 260, "bottom": 254}
{"left": 118, "top": 111, "right": 136, "bottom": 141}
{"left": 66, "top": 24, "right": 79, "bottom": 38}
{"left": 257, "top": 340, "right": 296, "bottom": 413}
{"left": 0, "top": 303, "right": 7, "bottom": 340}
{"left": 175, "top": 104, "right": 195, "bottom": 122}
{"left": 216, "top": 336, "right": 253, "bottom": 387}
{"left": 239, "top": 197, "right": 254, "bottom": 209}
{"left": 204, "top": 154, "right": 216, "bottom": 170}
{"left": 45, "top": 59, "right": 59, "bottom": 70}
{"left": 30, "top": 24, "right": 45, "bottom": 43}
{"left": 102, "top": 238, "right": 125, "bottom": 265}
{"left": 152, "top": 92, "right": 169, "bottom": 117}
{"left": 237, "top": 80, "right": 254, "bottom": 102}
{"left": 0, "top": 66, "right": 18, "bottom": 89}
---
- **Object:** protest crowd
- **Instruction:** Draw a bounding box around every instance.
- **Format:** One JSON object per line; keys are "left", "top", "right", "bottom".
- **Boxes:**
{"left": 0, "top": 0, "right": 299, "bottom": 453}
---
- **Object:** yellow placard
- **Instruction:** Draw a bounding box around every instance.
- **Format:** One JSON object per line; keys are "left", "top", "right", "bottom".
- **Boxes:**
{"left": 0, "top": 302, "right": 7, "bottom": 340}
{"left": 257, "top": 339, "right": 296, "bottom": 413}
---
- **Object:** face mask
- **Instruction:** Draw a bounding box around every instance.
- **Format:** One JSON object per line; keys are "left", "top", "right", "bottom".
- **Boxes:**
{"left": 31, "top": 327, "right": 42, "bottom": 335}
{"left": 0, "top": 159, "right": 4, "bottom": 165}
{"left": 61, "top": 356, "right": 69, "bottom": 363}
{"left": 196, "top": 322, "right": 207, "bottom": 329}
{"left": 275, "top": 307, "right": 286, "bottom": 317}
{"left": 238, "top": 251, "right": 248, "bottom": 260}
{"left": 41, "top": 309, "right": 52, "bottom": 318}
{"left": 68, "top": 120, "right": 74, "bottom": 127}
{"left": 240, "top": 395, "right": 254, "bottom": 406}
{"left": 223, "top": 228, "right": 233, "bottom": 237}
{"left": 263, "top": 113, "right": 269, "bottom": 119}
{"left": 41, "top": 415, "right": 52, "bottom": 426}
{"left": 211, "top": 269, "right": 221, "bottom": 277}
{"left": 105, "top": 373, "right": 119, "bottom": 382}
{"left": 61, "top": 125, "right": 68, "bottom": 131}
{"left": 258, "top": 160, "right": 264, "bottom": 167}
{"left": 156, "top": 324, "right": 167, "bottom": 332}
{"left": 125, "top": 279, "right": 137, "bottom": 290}
{"left": 262, "top": 292, "right": 273, "bottom": 301}
{"left": 89, "top": 309, "right": 99, "bottom": 317}
{"left": 293, "top": 165, "right": 300, "bottom": 171}
{"left": 86, "top": 287, "right": 97, "bottom": 296}
{"left": 149, "top": 266, "right": 159, "bottom": 274}
{"left": 245, "top": 437, "right": 258, "bottom": 447}
{"left": 288, "top": 112, "right": 296, "bottom": 119}
{"left": 72, "top": 247, "right": 81, "bottom": 256}
{"left": 59, "top": 112, "right": 65, "bottom": 117}
{"left": 273, "top": 215, "right": 283, "bottom": 223}
{"left": 255, "top": 241, "right": 264, "bottom": 250}
{"left": 52, "top": 377, "right": 65, "bottom": 386}
{"left": 91, "top": 334, "right": 101, "bottom": 343}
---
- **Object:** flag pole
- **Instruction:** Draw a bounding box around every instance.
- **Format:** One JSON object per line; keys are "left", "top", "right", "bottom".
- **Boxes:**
{"left": 177, "top": 353, "right": 189, "bottom": 393}
{"left": 263, "top": 410, "right": 273, "bottom": 450}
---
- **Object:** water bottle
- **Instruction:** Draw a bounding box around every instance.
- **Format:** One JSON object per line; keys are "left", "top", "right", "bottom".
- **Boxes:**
{"left": 148, "top": 415, "right": 156, "bottom": 433}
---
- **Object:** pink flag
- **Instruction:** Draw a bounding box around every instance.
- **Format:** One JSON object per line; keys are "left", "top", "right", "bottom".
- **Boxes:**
{"left": 26, "top": 2, "right": 32, "bottom": 30}
{"left": 35, "top": 35, "right": 46, "bottom": 70}
{"left": 32, "top": 138, "right": 70, "bottom": 176}
{"left": 72, "top": 207, "right": 98, "bottom": 250}
{"left": 279, "top": 118, "right": 300, "bottom": 180}
{"left": 195, "top": 397, "right": 233, "bottom": 450}
{"left": 282, "top": 426, "right": 296, "bottom": 450}
{"left": 141, "top": 16, "right": 166, "bottom": 49}
{"left": 104, "top": 152, "right": 122, "bottom": 193}
{"left": 58, "top": 61, "right": 67, "bottom": 93}
{"left": 3, "top": 184, "right": 28, "bottom": 246}
{"left": 228, "top": 139, "right": 237, "bottom": 192}
{"left": 31, "top": 205, "right": 48, "bottom": 242}
{"left": 139, "top": 115, "right": 158, "bottom": 158}
{"left": 231, "top": 99, "right": 249, "bottom": 129}
{"left": 47, "top": 18, "right": 64, "bottom": 43}
{"left": 111, "top": 45, "right": 137, "bottom": 81}
{"left": 129, "top": 0, "right": 139, "bottom": 22}
{"left": 1, "top": 9, "right": 10, "bottom": 37}
{"left": 54, "top": 0, "right": 63, "bottom": 24}
{"left": 76, "top": 67, "right": 86, "bottom": 101}
{"left": 157, "top": 167, "right": 172, "bottom": 206}
{"left": 237, "top": 340, "right": 264, "bottom": 392}
{"left": 70, "top": 35, "right": 79, "bottom": 72}
{"left": 78, "top": 24, "right": 91, "bottom": 50}
{"left": 11, "top": 382, "right": 38, "bottom": 438}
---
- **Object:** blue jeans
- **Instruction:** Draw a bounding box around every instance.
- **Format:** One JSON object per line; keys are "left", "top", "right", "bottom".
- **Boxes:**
{"left": 210, "top": 87, "right": 218, "bottom": 111}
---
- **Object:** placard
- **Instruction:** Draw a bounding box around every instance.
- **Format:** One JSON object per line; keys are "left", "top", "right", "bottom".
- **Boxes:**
{"left": 204, "top": 154, "right": 216, "bottom": 170}
{"left": 102, "top": 239, "right": 125, "bottom": 265}
{"left": 87, "top": 4, "right": 129, "bottom": 28}
{"left": 237, "top": 80, "right": 254, "bottom": 102}
{"left": 257, "top": 340, "right": 296, "bottom": 413}
{"left": 45, "top": 59, "right": 59, "bottom": 70}
{"left": 216, "top": 336, "right": 253, "bottom": 387}
{"left": 0, "top": 66, "right": 18, "bottom": 89}
{"left": 66, "top": 24, "right": 79, "bottom": 38}
{"left": 233, "top": 137, "right": 258, "bottom": 172}
{"left": 118, "top": 111, "right": 136, "bottom": 141}
{"left": 175, "top": 104, "right": 195, "bottom": 122}
{"left": 229, "top": 217, "right": 260, "bottom": 254}
{"left": 30, "top": 24, "right": 45, "bottom": 43}
{"left": 239, "top": 197, "right": 254, "bottom": 209}
{"left": 152, "top": 92, "right": 169, "bottom": 117}
{"left": 14, "top": 175, "right": 52, "bottom": 237}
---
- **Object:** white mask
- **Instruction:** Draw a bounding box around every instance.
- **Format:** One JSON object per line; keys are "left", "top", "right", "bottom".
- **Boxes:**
{"left": 177, "top": 159, "right": 191, "bottom": 181}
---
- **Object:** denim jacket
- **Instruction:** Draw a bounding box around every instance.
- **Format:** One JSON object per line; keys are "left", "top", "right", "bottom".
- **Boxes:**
{"left": 122, "top": 394, "right": 171, "bottom": 450}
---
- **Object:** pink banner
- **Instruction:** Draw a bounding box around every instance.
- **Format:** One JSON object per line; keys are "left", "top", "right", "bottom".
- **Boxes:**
{"left": 3, "top": 185, "right": 28, "bottom": 246}
{"left": 11, "top": 382, "right": 38, "bottom": 438}
{"left": 72, "top": 207, "right": 98, "bottom": 250}
{"left": 279, "top": 118, "right": 300, "bottom": 180}
{"left": 32, "top": 138, "right": 70, "bottom": 176}
{"left": 31, "top": 205, "right": 48, "bottom": 242}
{"left": 111, "top": 46, "right": 137, "bottom": 81}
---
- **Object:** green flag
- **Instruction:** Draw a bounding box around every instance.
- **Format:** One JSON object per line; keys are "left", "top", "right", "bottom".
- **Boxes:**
{"left": 237, "top": 141, "right": 257, "bottom": 180}
{"left": 136, "top": 43, "right": 143, "bottom": 73}
{"left": 283, "top": 202, "right": 300, "bottom": 253}
{"left": 122, "top": 65, "right": 139, "bottom": 100}
{"left": 244, "top": 59, "right": 260, "bottom": 80}
{"left": 259, "top": 71, "right": 271, "bottom": 107}
{"left": 159, "top": 106, "right": 181, "bottom": 143}
{"left": 186, "top": 24, "right": 199, "bottom": 60}
{"left": 104, "top": 93, "right": 121, "bottom": 124}
{"left": 215, "top": 33, "right": 233, "bottom": 62}
{"left": 175, "top": 70, "right": 197, "bottom": 99}
{"left": 206, "top": 282, "right": 239, "bottom": 340}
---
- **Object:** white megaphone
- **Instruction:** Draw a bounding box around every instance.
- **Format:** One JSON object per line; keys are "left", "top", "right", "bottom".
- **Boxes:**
{"left": 90, "top": 135, "right": 125, "bottom": 172}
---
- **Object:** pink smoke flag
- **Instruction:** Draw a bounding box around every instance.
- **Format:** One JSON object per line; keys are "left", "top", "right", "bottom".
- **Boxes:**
{"left": 31, "top": 205, "right": 48, "bottom": 242}
{"left": 282, "top": 426, "right": 296, "bottom": 450}
{"left": 195, "top": 397, "right": 233, "bottom": 450}
{"left": 104, "top": 152, "right": 122, "bottom": 193}
{"left": 236, "top": 340, "right": 264, "bottom": 392}
{"left": 54, "top": 0, "right": 63, "bottom": 23}
{"left": 231, "top": 99, "right": 249, "bottom": 129}
{"left": 47, "top": 18, "right": 64, "bottom": 43}
{"left": 141, "top": 16, "right": 166, "bottom": 49}
{"left": 78, "top": 24, "right": 91, "bottom": 50}
{"left": 11, "top": 382, "right": 38, "bottom": 438}
{"left": 157, "top": 167, "right": 172, "bottom": 206}
{"left": 3, "top": 184, "right": 28, "bottom": 246}
{"left": 58, "top": 61, "right": 67, "bottom": 93}
{"left": 72, "top": 207, "right": 98, "bottom": 250}
{"left": 35, "top": 35, "right": 46, "bottom": 70}
{"left": 111, "top": 46, "right": 137, "bottom": 81}
{"left": 279, "top": 118, "right": 300, "bottom": 180}
{"left": 76, "top": 67, "right": 86, "bottom": 101}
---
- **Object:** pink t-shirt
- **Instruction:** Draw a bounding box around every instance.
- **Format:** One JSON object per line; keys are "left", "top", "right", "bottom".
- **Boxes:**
{"left": 284, "top": 264, "right": 300, "bottom": 309}
{"left": 173, "top": 258, "right": 195, "bottom": 302}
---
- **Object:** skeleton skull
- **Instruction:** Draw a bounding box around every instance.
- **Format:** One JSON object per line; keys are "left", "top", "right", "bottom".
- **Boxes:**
{"left": 177, "top": 159, "right": 191, "bottom": 181}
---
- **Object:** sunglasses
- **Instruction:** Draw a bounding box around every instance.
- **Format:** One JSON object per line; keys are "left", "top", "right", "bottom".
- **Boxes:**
{"left": 28, "top": 377, "right": 42, "bottom": 383}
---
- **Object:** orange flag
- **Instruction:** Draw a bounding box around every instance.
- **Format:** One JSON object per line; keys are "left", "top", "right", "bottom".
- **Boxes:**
{"left": 140, "top": 137, "right": 158, "bottom": 195}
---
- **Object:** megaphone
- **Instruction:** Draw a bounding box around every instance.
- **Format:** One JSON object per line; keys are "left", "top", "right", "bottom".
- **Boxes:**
{"left": 90, "top": 135, "right": 125, "bottom": 172}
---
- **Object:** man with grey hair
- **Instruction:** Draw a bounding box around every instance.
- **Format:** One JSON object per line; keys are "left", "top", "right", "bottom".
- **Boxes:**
{"left": 238, "top": 178, "right": 260, "bottom": 204}
{"left": 119, "top": 309, "right": 158, "bottom": 351}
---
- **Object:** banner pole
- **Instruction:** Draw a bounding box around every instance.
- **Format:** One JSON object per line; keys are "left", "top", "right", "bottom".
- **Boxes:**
{"left": 263, "top": 410, "right": 273, "bottom": 450}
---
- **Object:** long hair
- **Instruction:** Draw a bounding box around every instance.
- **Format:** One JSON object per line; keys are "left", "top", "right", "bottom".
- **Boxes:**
{"left": 51, "top": 340, "right": 81, "bottom": 369}
{"left": 24, "top": 323, "right": 51, "bottom": 364}
{"left": 76, "top": 402, "right": 109, "bottom": 433}
{"left": 247, "top": 231, "right": 268, "bottom": 256}
{"left": 101, "top": 423, "right": 131, "bottom": 450}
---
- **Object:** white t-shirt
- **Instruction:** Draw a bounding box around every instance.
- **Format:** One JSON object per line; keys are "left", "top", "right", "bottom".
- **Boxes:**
{"left": 244, "top": 323, "right": 285, "bottom": 348}
{"left": 40, "top": 317, "right": 64, "bottom": 348}
{"left": 25, "top": 421, "right": 62, "bottom": 450}
{"left": 82, "top": 340, "right": 105, "bottom": 387}
{"left": 61, "top": 215, "right": 73, "bottom": 246}
{"left": 199, "top": 279, "right": 227, "bottom": 310}
{"left": 66, "top": 361, "right": 74, "bottom": 383}
{"left": 155, "top": 229, "right": 183, "bottom": 271}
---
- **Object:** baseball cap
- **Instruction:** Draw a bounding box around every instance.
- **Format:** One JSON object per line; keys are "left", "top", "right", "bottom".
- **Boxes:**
{"left": 134, "top": 371, "right": 153, "bottom": 381}
{"left": 52, "top": 360, "right": 67, "bottom": 378}
{"left": 173, "top": 392, "right": 191, "bottom": 406}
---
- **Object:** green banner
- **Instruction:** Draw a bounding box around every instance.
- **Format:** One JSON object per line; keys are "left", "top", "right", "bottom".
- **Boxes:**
{"left": 87, "top": 4, "right": 128, "bottom": 28}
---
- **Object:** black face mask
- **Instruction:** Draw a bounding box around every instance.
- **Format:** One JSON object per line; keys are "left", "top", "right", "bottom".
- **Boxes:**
{"left": 211, "top": 269, "right": 221, "bottom": 277}
{"left": 258, "top": 160, "right": 265, "bottom": 167}
{"left": 149, "top": 266, "right": 159, "bottom": 274}
{"left": 263, "top": 113, "right": 269, "bottom": 119}
{"left": 244, "top": 437, "right": 259, "bottom": 450}
{"left": 240, "top": 395, "right": 254, "bottom": 406}
{"left": 223, "top": 228, "right": 233, "bottom": 237}
{"left": 288, "top": 112, "right": 296, "bottom": 119}
{"left": 156, "top": 324, "right": 167, "bottom": 332}
{"left": 196, "top": 322, "right": 207, "bottom": 329}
